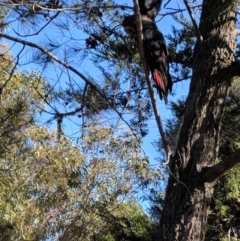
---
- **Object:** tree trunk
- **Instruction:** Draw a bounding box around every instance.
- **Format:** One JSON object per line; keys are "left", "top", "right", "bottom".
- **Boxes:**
{"left": 159, "top": 0, "right": 237, "bottom": 240}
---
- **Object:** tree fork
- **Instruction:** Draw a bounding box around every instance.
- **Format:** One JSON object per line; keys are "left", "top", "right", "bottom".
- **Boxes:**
{"left": 159, "top": 0, "right": 238, "bottom": 240}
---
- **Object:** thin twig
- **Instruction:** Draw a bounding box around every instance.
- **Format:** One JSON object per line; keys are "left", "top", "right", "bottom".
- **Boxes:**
{"left": 172, "top": 75, "right": 192, "bottom": 83}
{"left": 13, "top": 11, "right": 61, "bottom": 38}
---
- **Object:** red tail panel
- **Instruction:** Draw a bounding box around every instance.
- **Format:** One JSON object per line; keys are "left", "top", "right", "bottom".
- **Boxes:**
{"left": 153, "top": 69, "right": 163, "bottom": 88}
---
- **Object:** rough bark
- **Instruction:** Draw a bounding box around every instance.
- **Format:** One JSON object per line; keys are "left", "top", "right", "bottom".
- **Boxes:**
{"left": 159, "top": 0, "right": 237, "bottom": 240}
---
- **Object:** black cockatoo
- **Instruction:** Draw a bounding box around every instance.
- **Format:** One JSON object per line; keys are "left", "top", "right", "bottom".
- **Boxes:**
{"left": 122, "top": 15, "right": 172, "bottom": 102}
{"left": 138, "top": 0, "right": 162, "bottom": 19}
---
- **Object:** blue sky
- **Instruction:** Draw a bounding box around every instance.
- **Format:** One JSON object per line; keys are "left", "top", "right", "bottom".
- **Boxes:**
{"left": 3, "top": 0, "right": 192, "bottom": 166}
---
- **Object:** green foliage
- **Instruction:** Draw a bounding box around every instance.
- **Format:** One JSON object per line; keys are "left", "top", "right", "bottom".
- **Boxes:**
{"left": 4, "top": 1, "right": 239, "bottom": 240}
{"left": 0, "top": 48, "right": 159, "bottom": 240}
{"left": 0, "top": 121, "right": 158, "bottom": 240}
{"left": 92, "top": 203, "right": 158, "bottom": 241}
{"left": 206, "top": 167, "right": 240, "bottom": 241}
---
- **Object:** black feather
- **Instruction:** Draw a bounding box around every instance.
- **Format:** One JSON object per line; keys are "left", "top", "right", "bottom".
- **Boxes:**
{"left": 122, "top": 15, "right": 172, "bottom": 102}
{"left": 138, "top": 0, "right": 162, "bottom": 19}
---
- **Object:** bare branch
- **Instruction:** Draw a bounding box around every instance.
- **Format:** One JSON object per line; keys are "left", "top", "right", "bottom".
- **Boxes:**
{"left": 133, "top": 0, "right": 172, "bottom": 162}
{"left": 172, "top": 76, "right": 191, "bottom": 84}
{"left": 160, "top": 4, "right": 202, "bottom": 20}
{"left": 0, "top": 32, "right": 104, "bottom": 96}
{"left": 159, "top": 9, "right": 186, "bottom": 20}
{"left": 203, "top": 149, "right": 240, "bottom": 183}
{"left": 163, "top": 0, "right": 171, "bottom": 8}
{"left": 182, "top": 0, "right": 202, "bottom": 41}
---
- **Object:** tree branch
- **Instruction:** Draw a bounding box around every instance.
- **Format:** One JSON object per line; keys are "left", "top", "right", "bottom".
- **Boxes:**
{"left": 182, "top": 0, "right": 202, "bottom": 41}
{"left": 133, "top": 0, "right": 172, "bottom": 162}
{"left": 0, "top": 32, "right": 139, "bottom": 137}
{"left": 12, "top": 11, "right": 61, "bottom": 38}
{"left": 203, "top": 149, "right": 240, "bottom": 183}
{"left": 1, "top": 2, "right": 133, "bottom": 12}
{"left": 172, "top": 75, "right": 191, "bottom": 84}
{"left": 0, "top": 32, "right": 106, "bottom": 96}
